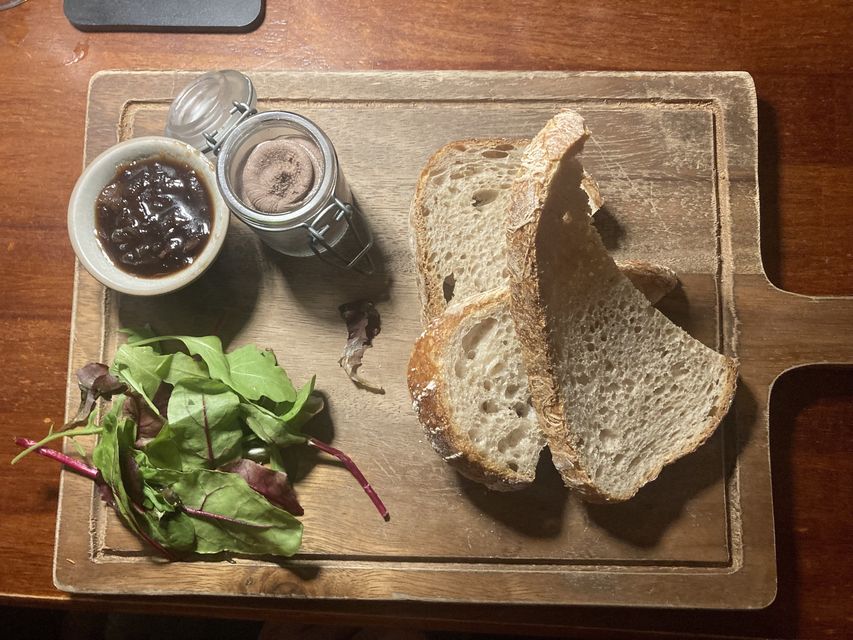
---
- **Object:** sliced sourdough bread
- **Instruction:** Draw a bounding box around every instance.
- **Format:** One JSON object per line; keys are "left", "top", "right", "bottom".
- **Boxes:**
{"left": 408, "top": 263, "right": 677, "bottom": 491}
{"left": 410, "top": 138, "right": 603, "bottom": 324}
{"left": 506, "top": 110, "right": 738, "bottom": 502}
{"left": 408, "top": 136, "right": 678, "bottom": 490}
{"left": 408, "top": 289, "right": 542, "bottom": 490}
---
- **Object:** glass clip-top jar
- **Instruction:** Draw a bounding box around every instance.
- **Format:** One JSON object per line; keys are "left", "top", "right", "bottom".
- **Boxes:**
{"left": 165, "top": 70, "right": 374, "bottom": 274}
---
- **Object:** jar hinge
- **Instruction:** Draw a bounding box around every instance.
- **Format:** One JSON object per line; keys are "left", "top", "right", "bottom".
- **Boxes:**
{"left": 202, "top": 101, "right": 258, "bottom": 155}
{"left": 303, "top": 197, "right": 375, "bottom": 275}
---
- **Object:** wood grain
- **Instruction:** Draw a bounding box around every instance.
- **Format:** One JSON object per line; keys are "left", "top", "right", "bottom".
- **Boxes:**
{"left": 0, "top": 1, "right": 849, "bottom": 638}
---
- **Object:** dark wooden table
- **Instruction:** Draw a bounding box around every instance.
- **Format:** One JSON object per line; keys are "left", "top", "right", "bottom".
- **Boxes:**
{"left": 0, "top": 2, "right": 849, "bottom": 637}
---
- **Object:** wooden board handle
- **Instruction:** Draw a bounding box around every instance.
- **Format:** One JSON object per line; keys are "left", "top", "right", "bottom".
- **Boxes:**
{"left": 738, "top": 279, "right": 853, "bottom": 374}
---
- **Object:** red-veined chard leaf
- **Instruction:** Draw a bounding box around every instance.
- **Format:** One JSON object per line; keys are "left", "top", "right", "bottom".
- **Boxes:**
{"left": 164, "top": 379, "right": 243, "bottom": 469}
{"left": 165, "top": 467, "right": 303, "bottom": 556}
{"left": 220, "top": 459, "right": 304, "bottom": 516}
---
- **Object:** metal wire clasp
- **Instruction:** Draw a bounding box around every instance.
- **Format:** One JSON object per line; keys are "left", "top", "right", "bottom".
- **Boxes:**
{"left": 302, "top": 197, "right": 375, "bottom": 274}
{"left": 201, "top": 101, "right": 257, "bottom": 156}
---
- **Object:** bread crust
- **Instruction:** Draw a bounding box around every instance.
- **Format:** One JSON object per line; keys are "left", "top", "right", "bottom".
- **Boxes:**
{"left": 407, "top": 289, "right": 534, "bottom": 491}
{"left": 409, "top": 137, "right": 609, "bottom": 327}
{"left": 506, "top": 111, "right": 739, "bottom": 502}
{"left": 409, "top": 138, "right": 528, "bottom": 325}
{"left": 619, "top": 260, "right": 678, "bottom": 305}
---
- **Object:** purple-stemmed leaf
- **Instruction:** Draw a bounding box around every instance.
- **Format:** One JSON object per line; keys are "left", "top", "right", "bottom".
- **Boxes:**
{"left": 220, "top": 458, "right": 304, "bottom": 516}
{"left": 307, "top": 437, "right": 389, "bottom": 521}
{"left": 165, "top": 379, "right": 242, "bottom": 469}
{"left": 164, "top": 467, "right": 303, "bottom": 556}
{"left": 13, "top": 437, "right": 99, "bottom": 481}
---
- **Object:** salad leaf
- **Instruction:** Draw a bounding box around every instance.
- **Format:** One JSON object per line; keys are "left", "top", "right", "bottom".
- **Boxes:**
{"left": 338, "top": 300, "right": 384, "bottom": 393}
{"left": 124, "top": 389, "right": 167, "bottom": 444}
{"left": 164, "top": 352, "right": 209, "bottom": 386}
{"left": 164, "top": 379, "right": 243, "bottom": 469}
{"left": 152, "top": 466, "right": 303, "bottom": 556}
{"left": 225, "top": 344, "right": 296, "bottom": 403}
{"left": 143, "top": 422, "right": 183, "bottom": 471}
{"left": 137, "top": 507, "right": 197, "bottom": 554}
{"left": 111, "top": 344, "right": 173, "bottom": 401}
{"left": 91, "top": 397, "right": 177, "bottom": 559}
{"left": 64, "top": 363, "right": 125, "bottom": 430}
{"left": 13, "top": 331, "right": 389, "bottom": 561}
{"left": 220, "top": 458, "right": 303, "bottom": 516}
{"left": 280, "top": 377, "right": 321, "bottom": 429}
{"left": 131, "top": 335, "right": 233, "bottom": 387}
{"left": 129, "top": 453, "right": 197, "bottom": 553}
{"left": 240, "top": 402, "right": 307, "bottom": 448}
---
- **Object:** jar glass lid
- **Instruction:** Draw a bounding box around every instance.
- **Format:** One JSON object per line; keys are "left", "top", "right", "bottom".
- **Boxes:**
{"left": 165, "top": 70, "right": 257, "bottom": 155}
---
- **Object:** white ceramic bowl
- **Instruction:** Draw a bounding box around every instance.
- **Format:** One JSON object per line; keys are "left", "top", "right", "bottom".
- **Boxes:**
{"left": 68, "top": 136, "right": 230, "bottom": 296}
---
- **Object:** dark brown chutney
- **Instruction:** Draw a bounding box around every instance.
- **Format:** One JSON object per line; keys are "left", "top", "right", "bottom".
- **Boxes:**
{"left": 95, "top": 156, "right": 213, "bottom": 278}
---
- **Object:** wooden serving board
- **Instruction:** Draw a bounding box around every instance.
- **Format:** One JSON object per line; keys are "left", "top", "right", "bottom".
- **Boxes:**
{"left": 55, "top": 71, "right": 853, "bottom": 608}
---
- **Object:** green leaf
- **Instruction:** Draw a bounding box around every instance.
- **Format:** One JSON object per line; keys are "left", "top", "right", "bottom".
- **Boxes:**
{"left": 143, "top": 423, "right": 183, "bottom": 471}
{"left": 91, "top": 399, "right": 148, "bottom": 539}
{"left": 164, "top": 352, "right": 209, "bottom": 386}
{"left": 137, "top": 509, "right": 197, "bottom": 553}
{"left": 121, "top": 326, "right": 158, "bottom": 346}
{"left": 132, "top": 451, "right": 196, "bottom": 552}
{"left": 168, "top": 468, "right": 303, "bottom": 557}
{"left": 268, "top": 447, "right": 287, "bottom": 473}
{"left": 119, "top": 335, "right": 300, "bottom": 405}
{"left": 132, "top": 335, "right": 233, "bottom": 386}
{"left": 240, "top": 402, "right": 306, "bottom": 448}
{"left": 281, "top": 377, "right": 317, "bottom": 425}
{"left": 166, "top": 379, "right": 243, "bottom": 469}
{"left": 91, "top": 400, "right": 121, "bottom": 482}
{"left": 111, "top": 344, "right": 173, "bottom": 401}
{"left": 225, "top": 344, "right": 296, "bottom": 403}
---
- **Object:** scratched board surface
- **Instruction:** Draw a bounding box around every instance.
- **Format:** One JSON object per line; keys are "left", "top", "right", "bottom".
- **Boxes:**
{"left": 55, "top": 71, "right": 852, "bottom": 607}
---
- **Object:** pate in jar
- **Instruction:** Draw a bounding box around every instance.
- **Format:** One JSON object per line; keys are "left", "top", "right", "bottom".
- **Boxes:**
{"left": 165, "top": 70, "right": 374, "bottom": 273}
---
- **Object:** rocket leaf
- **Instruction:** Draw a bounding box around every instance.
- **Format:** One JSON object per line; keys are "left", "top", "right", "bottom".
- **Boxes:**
{"left": 164, "top": 352, "right": 209, "bottom": 386}
{"left": 111, "top": 344, "right": 173, "bottom": 401}
{"left": 225, "top": 344, "right": 296, "bottom": 403}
